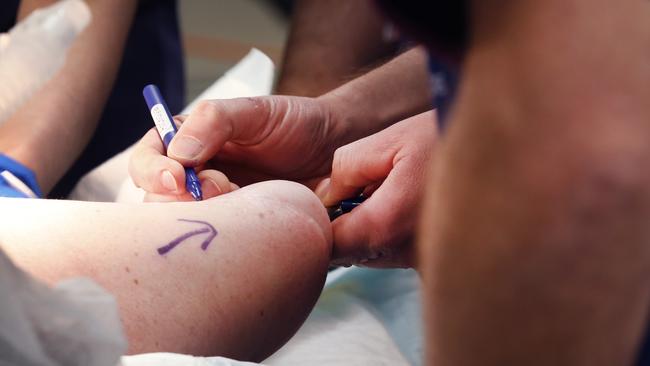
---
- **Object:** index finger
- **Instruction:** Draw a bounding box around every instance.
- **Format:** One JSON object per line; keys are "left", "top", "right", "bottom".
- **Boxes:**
{"left": 129, "top": 127, "right": 187, "bottom": 195}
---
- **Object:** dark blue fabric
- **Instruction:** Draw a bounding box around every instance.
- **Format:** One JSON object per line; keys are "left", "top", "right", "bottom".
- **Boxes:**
{"left": 0, "top": 1, "right": 18, "bottom": 32}
{"left": 0, "top": 154, "right": 42, "bottom": 198}
{"left": 427, "top": 55, "right": 458, "bottom": 130}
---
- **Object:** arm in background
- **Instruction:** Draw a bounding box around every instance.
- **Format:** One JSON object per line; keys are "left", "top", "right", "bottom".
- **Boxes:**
{"left": 277, "top": 0, "right": 399, "bottom": 96}
{"left": 319, "top": 46, "right": 433, "bottom": 140}
{"left": 420, "top": 0, "right": 650, "bottom": 364}
{"left": 0, "top": 180, "right": 332, "bottom": 361}
{"left": 277, "top": 0, "right": 432, "bottom": 127}
{"left": 0, "top": 0, "right": 138, "bottom": 194}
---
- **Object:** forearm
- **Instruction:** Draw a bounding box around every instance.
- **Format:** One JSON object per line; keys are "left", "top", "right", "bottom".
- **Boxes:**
{"left": 320, "top": 46, "right": 432, "bottom": 142}
{"left": 276, "top": 0, "right": 398, "bottom": 96}
{"left": 421, "top": 1, "right": 650, "bottom": 364}
{"left": 0, "top": 0, "right": 137, "bottom": 194}
{"left": 0, "top": 181, "right": 332, "bottom": 360}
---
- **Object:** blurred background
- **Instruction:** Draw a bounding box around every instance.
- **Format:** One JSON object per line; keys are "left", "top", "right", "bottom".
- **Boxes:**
{"left": 180, "top": 0, "right": 290, "bottom": 101}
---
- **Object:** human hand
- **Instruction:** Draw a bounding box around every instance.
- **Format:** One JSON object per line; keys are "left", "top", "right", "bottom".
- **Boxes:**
{"left": 129, "top": 96, "right": 351, "bottom": 201}
{"left": 315, "top": 110, "right": 438, "bottom": 268}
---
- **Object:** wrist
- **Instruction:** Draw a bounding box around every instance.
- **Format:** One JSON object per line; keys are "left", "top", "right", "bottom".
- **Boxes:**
{"left": 317, "top": 86, "right": 383, "bottom": 145}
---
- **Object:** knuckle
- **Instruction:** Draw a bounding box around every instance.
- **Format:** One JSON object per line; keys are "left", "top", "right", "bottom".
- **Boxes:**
{"left": 193, "top": 100, "right": 221, "bottom": 121}
{"left": 252, "top": 96, "right": 279, "bottom": 128}
{"left": 128, "top": 152, "right": 146, "bottom": 184}
{"left": 332, "top": 146, "right": 351, "bottom": 175}
{"left": 172, "top": 115, "right": 187, "bottom": 127}
{"left": 245, "top": 96, "right": 270, "bottom": 110}
{"left": 140, "top": 128, "right": 159, "bottom": 146}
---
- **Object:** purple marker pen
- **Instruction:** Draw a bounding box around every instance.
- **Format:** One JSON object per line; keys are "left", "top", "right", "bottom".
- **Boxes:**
{"left": 143, "top": 84, "right": 203, "bottom": 201}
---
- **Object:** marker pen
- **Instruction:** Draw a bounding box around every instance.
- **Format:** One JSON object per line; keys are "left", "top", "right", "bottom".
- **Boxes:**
{"left": 327, "top": 194, "right": 367, "bottom": 221}
{"left": 143, "top": 84, "right": 203, "bottom": 201}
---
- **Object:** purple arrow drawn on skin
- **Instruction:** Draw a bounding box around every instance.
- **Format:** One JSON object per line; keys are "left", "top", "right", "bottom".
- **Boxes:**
{"left": 157, "top": 219, "right": 218, "bottom": 255}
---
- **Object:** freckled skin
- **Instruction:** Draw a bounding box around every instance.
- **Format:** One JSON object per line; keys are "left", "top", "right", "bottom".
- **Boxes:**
{"left": 0, "top": 181, "right": 332, "bottom": 361}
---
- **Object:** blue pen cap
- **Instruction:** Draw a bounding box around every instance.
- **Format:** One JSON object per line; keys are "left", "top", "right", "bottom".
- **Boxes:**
{"left": 143, "top": 84, "right": 166, "bottom": 110}
{"left": 143, "top": 84, "right": 179, "bottom": 145}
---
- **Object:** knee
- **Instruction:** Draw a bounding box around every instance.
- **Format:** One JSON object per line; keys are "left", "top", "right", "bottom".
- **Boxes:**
{"left": 247, "top": 180, "right": 331, "bottom": 239}
{"left": 528, "top": 146, "right": 650, "bottom": 220}
{"left": 508, "top": 134, "right": 650, "bottom": 260}
{"left": 218, "top": 181, "right": 332, "bottom": 359}
{"left": 221, "top": 179, "right": 333, "bottom": 265}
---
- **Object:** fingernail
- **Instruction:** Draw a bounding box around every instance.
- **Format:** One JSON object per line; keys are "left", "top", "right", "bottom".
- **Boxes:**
{"left": 161, "top": 170, "right": 178, "bottom": 192}
{"left": 314, "top": 178, "right": 331, "bottom": 202}
{"left": 170, "top": 136, "right": 203, "bottom": 160}
{"left": 202, "top": 178, "right": 223, "bottom": 197}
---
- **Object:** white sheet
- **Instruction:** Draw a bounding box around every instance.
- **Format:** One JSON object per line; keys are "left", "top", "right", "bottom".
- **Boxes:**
{"left": 265, "top": 267, "right": 420, "bottom": 365}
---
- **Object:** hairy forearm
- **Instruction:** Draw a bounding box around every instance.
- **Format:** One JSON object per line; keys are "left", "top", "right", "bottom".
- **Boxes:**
{"left": 320, "top": 46, "right": 432, "bottom": 142}
{"left": 0, "top": 181, "right": 332, "bottom": 360}
{"left": 421, "top": 1, "right": 650, "bottom": 364}
{"left": 0, "top": 0, "right": 137, "bottom": 193}
{"left": 276, "top": 0, "right": 398, "bottom": 96}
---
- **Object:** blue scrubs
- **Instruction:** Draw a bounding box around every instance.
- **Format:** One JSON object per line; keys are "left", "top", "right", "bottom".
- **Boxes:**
{"left": 0, "top": 0, "right": 185, "bottom": 198}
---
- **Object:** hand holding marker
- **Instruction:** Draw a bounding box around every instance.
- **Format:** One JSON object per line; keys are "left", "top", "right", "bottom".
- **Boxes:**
{"left": 143, "top": 84, "right": 203, "bottom": 201}
{"left": 143, "top": 83, "right": 368, "bottom": 210}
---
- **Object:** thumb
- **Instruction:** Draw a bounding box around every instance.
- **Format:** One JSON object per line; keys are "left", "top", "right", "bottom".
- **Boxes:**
{"left": 168, "top": 97, "right": 280, "bottom": 166}
{"left": 330, "top": 161, "right": 418, "bottom": 268}
{"left": 317, "top": 132, "right": 399, "bottom": 207}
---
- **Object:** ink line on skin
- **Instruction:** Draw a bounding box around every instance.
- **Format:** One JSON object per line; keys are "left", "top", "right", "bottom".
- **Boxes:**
{"left": 158, "top": 219, "right": 218, "bottom": 255}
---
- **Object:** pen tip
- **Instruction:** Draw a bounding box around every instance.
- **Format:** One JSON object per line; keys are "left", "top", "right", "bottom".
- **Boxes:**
{"left": 187, "top": 179, "right": 203, "bottom": 201}
{"left": 191, "top": 191, "right": 202, "bottom": 201}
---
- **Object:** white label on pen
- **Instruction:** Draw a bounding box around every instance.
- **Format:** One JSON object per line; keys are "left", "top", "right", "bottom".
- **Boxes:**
{"left": 150, "top": 104, "right": 175, "bottom": 137}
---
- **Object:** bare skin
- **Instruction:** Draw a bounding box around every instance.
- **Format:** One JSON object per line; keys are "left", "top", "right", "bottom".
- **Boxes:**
{"left": 129, "top": 45, "right": 431, "bottom": 195}
{"left": 276, "top": 0, "right": 399, "bottom": 96}
{"left": 0, "top": 180, "right": 332, "bottom": 361}
{"left": 419, "top": 0, "right": 650, "bottom": 365}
